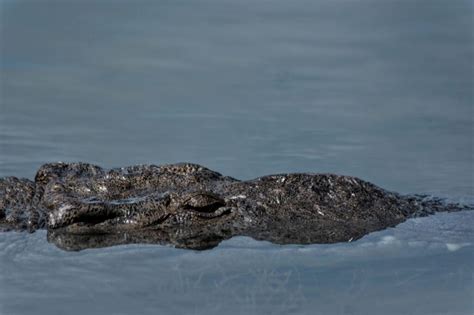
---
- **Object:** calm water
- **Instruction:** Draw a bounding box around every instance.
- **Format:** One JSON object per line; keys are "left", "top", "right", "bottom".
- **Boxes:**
{"left": 0, "top": 1, "right": 473, "bottom": 314}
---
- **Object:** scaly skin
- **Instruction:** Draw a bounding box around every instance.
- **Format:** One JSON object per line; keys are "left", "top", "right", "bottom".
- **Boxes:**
{"left": 0, "top": 162, "right": 469, "bottom": 251}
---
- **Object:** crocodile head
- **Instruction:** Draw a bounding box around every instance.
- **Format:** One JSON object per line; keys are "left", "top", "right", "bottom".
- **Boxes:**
{"left": 45, "top": 190, "right": 237, "bottom": 250}
{"left": 47, "top": 190, "right": 233, "bottom": 232}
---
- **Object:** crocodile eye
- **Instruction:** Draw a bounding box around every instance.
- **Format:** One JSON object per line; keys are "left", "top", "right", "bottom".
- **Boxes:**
{"left": 182, "top": 192, "right": 225, "bottom": 213}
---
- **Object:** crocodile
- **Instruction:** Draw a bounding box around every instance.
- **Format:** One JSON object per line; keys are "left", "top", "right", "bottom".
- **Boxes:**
{"left": 0, "top": 162, "right": 468, "bottom": 251}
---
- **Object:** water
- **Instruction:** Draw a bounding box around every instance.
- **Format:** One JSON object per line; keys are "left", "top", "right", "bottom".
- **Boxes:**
{"left": 0, "top": 212, "right": 473, "bottom": 315}
{"left": 0, "top": 1, "right": 472, "bottom": 314}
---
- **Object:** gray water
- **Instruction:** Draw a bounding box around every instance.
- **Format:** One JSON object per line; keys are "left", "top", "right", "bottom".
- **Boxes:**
{"left": 0, "top": 1, "right": 472, "bottom": 314}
